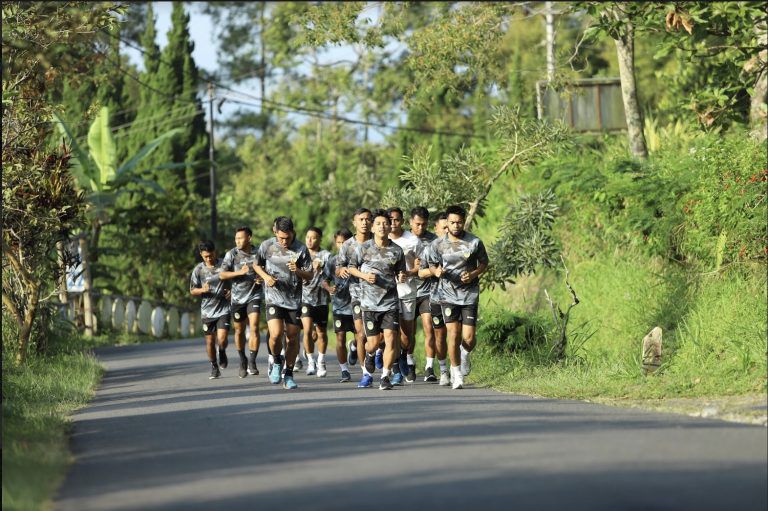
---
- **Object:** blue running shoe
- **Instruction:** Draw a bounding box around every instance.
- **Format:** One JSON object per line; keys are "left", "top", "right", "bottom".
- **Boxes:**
{"left": 398, "top": 352, "right": 409, "bottom": 375}
{"left": 283, "top": 374, "right": 298, "bottom": 390}
{"left": 269, "top": 361, "right": 282, "bottom": 384}
{"left": 374, "top": 350, "right": 383, "bottom": 370}
{"left": 357, "top": 374, "right": 373, "bottom": 388}
{"left": 392, "top": 372, "right": 404, "bottom": 386}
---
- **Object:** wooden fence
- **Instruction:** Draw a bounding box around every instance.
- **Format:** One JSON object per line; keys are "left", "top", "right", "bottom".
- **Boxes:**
{"left": 60, "top": 292, "right": 200, "bottom": 339}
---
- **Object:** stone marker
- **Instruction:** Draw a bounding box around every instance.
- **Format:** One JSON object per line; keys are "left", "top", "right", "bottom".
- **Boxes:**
{"left": 167, "top": 308, "right": 179, "bottom": 337}
{"left": 100, "top": 296, "right": 112, "bottom": 326}
{"left": 125, "top": 300, "right": 137, "bottom": 333}
{"left": 642, "top": 326, "right": 663, "bottom": 375}
{"left": 112, "top": 297, "right": 125, "bottom": 330}
{"left": 137, "top": 300, "right": 152, "bottom": 334}
{"left": 151, "top": 306, "right": 165, "bottom": 338}
{"left": 180, "top": 312, "right": 190, "bottom": 338}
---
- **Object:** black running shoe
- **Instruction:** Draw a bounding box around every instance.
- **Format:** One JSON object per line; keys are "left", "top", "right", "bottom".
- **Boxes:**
{"left": 247, "top": 361, "right": 259, "bottom": 375}
{"left": 406, "top": 364, "right": 416, "bottom": 383}
{"left": 424, "top": 367, "right": 437, "bottom": 382}
{"left": 218, "top": 349, "right": 228, "bottom": 369}
{"left": 364, "top": 353, "right": 375, "bottom": 374}
{"left": 239, "top": 359, "right": 248, "bottom": 378}
{"left": 379, "top": 376, "right": 393, "bottom": 390}
{"left": 348, "top": 340, "right": 358, "bottom": 366}
{"left": 209, "top": 364, "right": 221, "bottom": 379}
{"left": 339, "top": 369, "right": 351, "bottom": 383}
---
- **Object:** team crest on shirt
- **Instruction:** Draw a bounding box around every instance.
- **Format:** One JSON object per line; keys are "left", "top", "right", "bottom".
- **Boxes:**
{"left": 388, "top": 256, "right": 397, "bottom": 265}
{"left": 366, "top": 321, "right": 374, "bottom": 331}
{"left": 335, "top": 320, "right": 341, "bottom": 328}
{"left": 269, "top": 307, "right": 276, "bottom": 315}
{"left": 462, "top": 250, "right": 471, "bottom": 259}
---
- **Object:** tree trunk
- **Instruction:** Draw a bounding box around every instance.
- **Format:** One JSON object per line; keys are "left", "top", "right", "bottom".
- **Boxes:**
{"left": 56, "top": 240, "right": 69, "bottom": 306}
{"left": 614, "top": 24, "right": 648, "bottom": 160}
{"left": 16, "top": 280, "right": 40, "bottom": 365}
{"left": 750, "top": 22, "right": 767, "bottom": 141}
{"left": 79, "top": 236, "right": 94, "bottom": 337}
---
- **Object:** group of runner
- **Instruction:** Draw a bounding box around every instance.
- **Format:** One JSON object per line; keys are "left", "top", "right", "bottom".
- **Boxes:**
{"left": 189, "top": 205, "right": 488, "bottom": 391}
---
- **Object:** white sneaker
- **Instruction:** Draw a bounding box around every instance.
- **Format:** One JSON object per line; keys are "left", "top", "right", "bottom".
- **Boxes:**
{"left": 460, "top": 351, "right": 471, "bottom": 376}
{"left": 439, "top": 370, "right": 451, "bottom": 386}
{"left": 306, "top": 360, "right": 316, "bottom": 376}
{"left": 451, "top": 367, "right": 464, "bottom": 389}
{"left": 317, "top": 361, "right": 327, "bottom": 377}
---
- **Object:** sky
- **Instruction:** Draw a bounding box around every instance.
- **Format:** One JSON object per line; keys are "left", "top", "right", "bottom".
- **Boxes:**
{"left": 123, "top": 2, "right": 385, "bottom": 143}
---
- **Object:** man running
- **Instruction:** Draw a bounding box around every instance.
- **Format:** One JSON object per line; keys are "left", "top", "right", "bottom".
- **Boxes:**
{"left": 347, "top": 209, "right": 407, "bottom": 390}
{"left": 388, "top": 206, "right": 420, "bottom": 384}
{"left": 429, "top": 205, "right": 488, "bottom": 389}
{"left": 409, "top": 207, "right": 439, "bottom": 382}
{"left": 300, "top": 227, "right": 332, "bottom": 378}
{"left": 254, "top": 217, "right": 313, "bottom": 389}
{"left": 189, "top": 241, "right": 231, "bottom": 379}
{"left": 336, "top": 208, "right": 374, "bottom": 388}
{"left": 220, "top": 226, "right": 263, "bottom": 379}
{"left": 428, "top": 212, "right": 451, "bottom": 385}
{"left": 325, "top": 228, "right": 354, "bottom": 382}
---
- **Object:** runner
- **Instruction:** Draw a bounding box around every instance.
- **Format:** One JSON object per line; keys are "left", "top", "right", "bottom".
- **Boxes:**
{"left": 429, "top": 212, "right": 451, "bottom": 385}
{"left": 254, "top": 217, "right": 313, "bottom": 389}
{"left": 219, "top": 226, "right": 263, "bottom": 379}
{"left": 388, "top": 206, "right": 420, "bottom": 384}
{"left": 189, "top": 241, "right": 231, "bottom": 379}
{"left": 336, "top": 208, "right": 374, "bottom": 388}
{"left": 409, "top": 207, "right": 439, "bottom": 382}
{"left": 325, "top": 228, "right": 354, "bottom": 382}
{"left": 429, "top": 205, "right": 488, "bottom": 389}
{"left": 300, "top": 227, "right": 332, "bottom": 378}
{"left": 347, "top": 209, "right": 407, "bottom": 390}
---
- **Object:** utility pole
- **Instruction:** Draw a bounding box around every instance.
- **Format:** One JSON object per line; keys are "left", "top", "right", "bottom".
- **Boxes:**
{"left": 545, "top": 1, "right": 555, "bottom": 82}
{"left": 208, "top": 82, "right": 217, "bottom": 241}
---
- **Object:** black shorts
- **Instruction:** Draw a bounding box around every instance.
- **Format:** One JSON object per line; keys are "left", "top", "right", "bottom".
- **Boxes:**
{"left": 300, "top": 303, "right": 329, "bottom": 328}
{"left": 442, "top": 303, "right": 478, "bottom": 326}
{"left": 265, "top": 304, "right": 301, "bottom": 326}
{"left": 362, "top": 309, "right": 399, "bottom": 337}
{"left": 416, "top": 295, "right": 431, "bottom": 316}
{"left": 430, "top": 302, "right": 445, "bottom": 328}
{"left": 332, "top": 313, "right": 355, "bottom": 333}
{"left": 231, "top": 301, "right": 261, "bottom": 322}
{"left": 351, "top": 300, "right": 364, "bottom": 321}
{"left": 202, "top": 314, "right": 231, "bottom": 334}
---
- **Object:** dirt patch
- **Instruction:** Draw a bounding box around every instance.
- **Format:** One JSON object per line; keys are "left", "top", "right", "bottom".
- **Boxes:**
{"left": 589, "top": 394, "right": 767, "bottom": 427}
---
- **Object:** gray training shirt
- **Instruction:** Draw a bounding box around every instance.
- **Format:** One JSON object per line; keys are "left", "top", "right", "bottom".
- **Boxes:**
{"left": 190, "top": 259, "right": 231, "bottom": 322}
{"left": 348, "top": 238, "right": 406, "bottom": 312}
{"left": 221, "top": 246, "right": 263, "bottom": 305}
{"left": 430, "top": 232, "right": 489, "bottom": 306}
{"left": 257, "top": 237, "right": 311, "bottom": 310}
{"left": 324, "top": 254, "right": 352, "bottom": 315}
{"left": 413, "top": 231, "right": 438, "bottom": 298}
{"left": 336, "top": 236, "right": 369, "bottom": 303}
{"left": 301, "top": 249, "right": 331, "bottom": 306}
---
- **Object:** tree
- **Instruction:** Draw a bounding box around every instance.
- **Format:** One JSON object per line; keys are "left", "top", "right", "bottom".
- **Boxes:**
{"left": 2, "top": 1, "right": 121, "bottom": 362}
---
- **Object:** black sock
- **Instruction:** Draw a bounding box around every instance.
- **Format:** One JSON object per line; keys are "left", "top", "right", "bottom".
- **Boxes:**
{"left": 249, "top": 350, "right": 257, "bottom": 363}
{"left": 284, "top": 367, "right": 293, "bottom": 377}
{"left": 238, "top": 349, "right": 247, "bottom": 363}
{"left": 274, "top": 354, "right": 283, "bottom": 365}
{"left": 210, "top": 359, "right": 218, "bottom": 367}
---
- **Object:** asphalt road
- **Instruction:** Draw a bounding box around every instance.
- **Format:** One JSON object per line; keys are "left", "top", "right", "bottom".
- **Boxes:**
{"left": 54, "top": 338, "right": 767, "bottom": 511}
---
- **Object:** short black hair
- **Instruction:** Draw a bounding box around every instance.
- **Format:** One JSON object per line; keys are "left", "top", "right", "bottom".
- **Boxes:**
{"left": 275, "top": 217, "right": 294, "bottom": 233}
{"left": 436, "top": 211, "right": 448, "bottom": 222}
{"left": 335, "top": 228, "right": 353, "bottom": 240}
{"left": 236, "top": 226, "right": 252, "bottom": 237}
{"left": 371, "top": 208, "right": 391, "bottom": 224}
{"left": 273, "top": 216, "right": 288, "bottom": 227}
{"left": 387, "top": 207, "right": 403, "bottom": 218}
{"left": 410, "top": 206, "right": 429, "bottom": 220}
{"left": 307, "top": 226, "right": 323, "bottom": 237}
{"left": 198, "top": 240, "right": 215, "bottom": 253}
{"left": 445, "top": 205, "right": 466, "bottom": 220}
{"left": 353, "top": 207, "right": 371, "bottom": 218}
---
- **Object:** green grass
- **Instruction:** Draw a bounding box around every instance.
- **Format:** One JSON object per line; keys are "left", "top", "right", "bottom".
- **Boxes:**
{"left": 2, "top": 350, "right": 102, "bottom": 511}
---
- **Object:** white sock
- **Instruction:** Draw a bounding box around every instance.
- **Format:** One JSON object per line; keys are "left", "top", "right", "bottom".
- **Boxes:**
{"left": 460, "top": 346, "right": 469, "bottom": 359}
{"left": 425, "top": 357, "right": 434, "bottom": 370}
{"left": 268, "top": 354, "right": 274, "bottom": 364}
{"left": 407, "top": 354, "right": 415, "bottom": 365}
{"left": 340, "top": 363, "right": 349, "bottom": 371}
{"left": 317, "top": 353, "right": 325, "bottom": 363}
{"left": 362, "top": 365, "right": 372, "bottom": 376}
{"left": 307, "top": 353, "right": 315, "bottom": 363}
{"left": 382, "top": 368, "right": 391, "bottom": 378}
{"left": 439, "top": 359, "right": 447, "bottom": 372}
{"left": 349, "top": 342, "right": 357, "bottom": 352}
{"left": 280, "top": 348, "right": 286, "bottom": 356}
